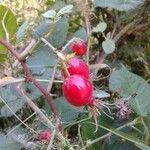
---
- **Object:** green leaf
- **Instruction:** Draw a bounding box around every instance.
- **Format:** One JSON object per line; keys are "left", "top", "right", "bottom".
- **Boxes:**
{"left": 70, "top": 28, "right": 88, "bottom": 42}
{"left": 81, "top": 120, "right": 101, "bottom": 150}
{"left": 81, "top": 115, "right": 114, "bottom": 150}
{"left": 16, "top": 21, "right": 28, "bottom": 43}
{"left": 0, "top": 133, "right": 23, "bottom": 150}
{"left": 27, "top": 44, "right": 57, "bottom": 79}
{"left": 92, "top": 0, "right": 144, "bottom": 11}
{"left": 48, "top": 17, "right": 69, "bottom": 48}
{"left": 92, "top": 22, "right": 107, "bottom": 33}
{"left": 102, "top": 39, "right": 115, "bottom": 54}
{"left": 0, "top": 85, "right": 25, "bottom": 117}
{"left": 0, "top": 5, "right": 17, "bottom": 62}
{"left": 29, "top": 17, "right": 68, "bottom": 79}
{"left": 42, "top": 10, "right": 57, "bottom": 19}
{"left": 32, "top": 20, "right": 55, "bottom": 39}
{"left": 0, "top": 127, "right": 31, "bottom": 150}
{"left": 43, "top": 97, "right": 81, "bottom": 123}
{"left": 109, "top": 65, "right": 150, "bottom": 116}
{"left": 57, "top": 5, "right": 73, "bottom": 16}
{"left": 106, "top": 137, "right": 139, "bottom": 150}
{"left": 34, "top": 11, "right": 68, "bottom": 39}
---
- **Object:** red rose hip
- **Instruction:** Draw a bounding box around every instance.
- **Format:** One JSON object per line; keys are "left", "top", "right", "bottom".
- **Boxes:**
{"left": 38, "top": 129, "right": 51, "bottom": 142}
{"left": 62, "top": 57, "right": 90, "bottom": 79}
{"left": 71, "top": 40, "right": 87, "bottom": 56}
{"left": 63, "top": 75, "right": 93, "bottom": 107}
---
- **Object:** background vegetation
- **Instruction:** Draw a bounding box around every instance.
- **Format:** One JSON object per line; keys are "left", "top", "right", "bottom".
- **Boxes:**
{"left": 0, "top": 0, "right": 150, "bottom": 149}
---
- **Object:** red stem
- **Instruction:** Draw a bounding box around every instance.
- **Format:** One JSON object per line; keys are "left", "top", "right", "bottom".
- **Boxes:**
{"left": 21, "top": 61, "right": 59, "bottom": 118}
{"left": 0, "top": 39, "right": 59, "bottom": 119}
{"left": 0, "top": 40, "right": 20, "bottom": 60}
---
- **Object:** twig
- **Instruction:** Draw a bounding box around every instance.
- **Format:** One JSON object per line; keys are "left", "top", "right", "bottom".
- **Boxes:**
{"left": 97, "top": 51, "right": 106, "bottom": 64}
{"left": 83, "top": 120, "right": 137, "bottom": 149}
{"left": 86, "top": 37, "right": 91, "bottom": 65}
{"left": 7, "top": 112, "right": 36, "bottom": 135}
{"left": 81, "top": 0, "right": 91, "bottom": 36}
{"left": 41, "top": 37, "right": 57, "bottom": 53}
{"left": 46, "top": 129, "right": 56, "bottom": 150}
{"left": 96, "top": 19, "right": 140, "bottom": 65}
{"left": 13, "top": 39, "right": 38, "bottom": 67}
{"left": 19, "top": 39, "right": 38, "bottom": 60}
{"left": 113, "top": 19, "right": 139, "bottom": 43}
{"left": 79, "top": 0, "right": 92, "bottom": 64}
{"left": 78, "top": 124, "right": 86, "bottom": 150}
{"left": 19, "top": 89, "right": 55, "bottom": 129}
{"left": 141, "top": 117, "right": 150, "bottom": 136}
{"left": 47, "top": 61, "right": 58, "bottom": 92}
{"left": 65, "top": 117, "right": 90, "bottom": 128}
{"left": 40, "top": 37, "right": 70, "bottom": 77}
{"left": 0, "top": 78, "right": 63, "bottom": 87}
{"left": 111, "top": 23, "right": 117, "bottom": 39}
{"left": 8, "top": 52, "right": 15, "bottom": 76}
{"left": 61, "top": 37, "right": 79, "bottom": 52}
{"left": 22, "top": 61, "right": 60, "bottom": 118}
{"left": 20, "top": 89, "right": 74, "bottom": 150}
{"left": 128, "top": 22, "right": 150, "bottom": 34}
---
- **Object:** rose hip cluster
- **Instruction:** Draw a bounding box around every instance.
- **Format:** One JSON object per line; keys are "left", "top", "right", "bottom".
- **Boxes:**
{"left": 62, "top": 40, "right": 94, "bottom": 107}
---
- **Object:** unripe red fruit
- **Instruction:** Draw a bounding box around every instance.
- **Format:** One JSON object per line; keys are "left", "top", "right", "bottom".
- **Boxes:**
{"left": 38, "top": 129, "right": 51, "bottom": 142}
{"left": 71, "top": 40, "right": 87, "bottom": 56}
{"left": 63, "top": 75, "right": 93, "bottom": 107}
{"left": 62, "top": 57, "right": 90, "bottom": 79}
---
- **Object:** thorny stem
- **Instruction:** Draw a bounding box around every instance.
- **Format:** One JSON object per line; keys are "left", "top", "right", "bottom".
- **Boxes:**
{"left": 20, "top": 88, "right": 55, "bottom": 129}
{"left": 0, "top": 39, "right": 60, "bottom": 125}
{"left": 21, "top": 61, "right": 60, "bottom": 119}
{"left": 13, "top": 39, "right": 38, "bottom": 67}
{"left": 19, "top": 89, "right": 73, "bottom": 149}
{"left": 19, "top": 39, "right": 38, "bottom": 60}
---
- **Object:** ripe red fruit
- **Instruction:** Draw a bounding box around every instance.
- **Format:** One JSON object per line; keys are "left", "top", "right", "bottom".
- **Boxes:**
{"left": 63, "top": 75, "right": 93, "bottom": 107}
{"left": 71, "top": 40, "right": 87, "bottom": 56}
{"left": 62, "top": 57, "right": 90, "bottom": 79}
{"left": 38, "top": 129, "right": 51, "bottom": 142}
